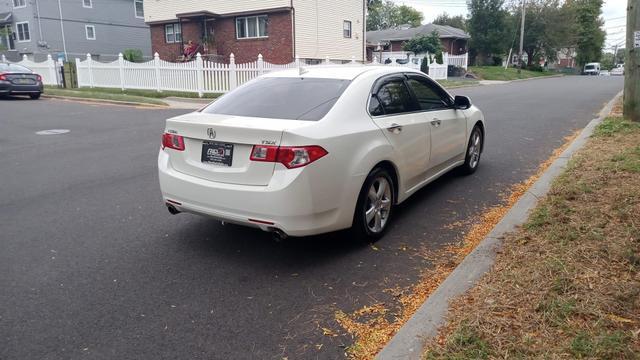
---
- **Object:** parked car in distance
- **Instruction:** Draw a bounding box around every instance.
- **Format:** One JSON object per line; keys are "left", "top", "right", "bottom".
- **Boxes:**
{"left": 0, "top": 63, "right": 44, "bottom": 99}
{"left": 158, "top": 66, "right": 485, "bottom": 240}
{"left": 583, "top": 62, "right": 601, "bottom": 75}
{"left": 610, "top": 66, "right": 624, "bottom": 76}
{"left": 599, "top": 70, "right": 610, "bottom": 76}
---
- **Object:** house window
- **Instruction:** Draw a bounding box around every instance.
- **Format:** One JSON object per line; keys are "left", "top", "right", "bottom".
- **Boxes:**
{"left": 83, "top": 0, "right": 92, "bottom": 8}
{"left": 134, "top": 0, "right": 144, "bottom": 18}
{"left": 236, "top": 15, "right": 268, "bottom": 39}
{"left": 13, "top": 0, "right": 26, "bottom": 8}
{"left": 343, "top": 20, "right": 352, "bottom": 38}
{"left": 85, "top": 25, "right": 96, "bottom": 40}
{"left": 16, "top": 22, "right": 30, "bottom": 42}
{"left": 165, "top": 23, "right": 181, "bottom": 43}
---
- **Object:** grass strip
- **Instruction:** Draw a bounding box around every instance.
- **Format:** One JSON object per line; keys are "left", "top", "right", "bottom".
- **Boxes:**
{"left": 424, "top": 100, "right": 639, "bottom": 359}
{"left": 44, "top": 87, "right": 168, "bottom": 106}
{"left": 468, "top": 66, "right": 558, "bottom": 81}
{"left": 44, "top": 86, "right": 221, "bottom": 99}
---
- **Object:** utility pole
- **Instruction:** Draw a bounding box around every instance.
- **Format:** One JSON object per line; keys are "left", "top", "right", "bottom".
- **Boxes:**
{"left": 625, "top": 0, "right": 639, "bottom": 122}
{"left": 518, "top": 0, "right": 526, "bottom": 72}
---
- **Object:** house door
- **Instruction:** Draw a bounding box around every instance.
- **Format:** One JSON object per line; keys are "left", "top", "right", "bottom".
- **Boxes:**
{"left": 0, "top": 25, "right": 15, "bottom": 50}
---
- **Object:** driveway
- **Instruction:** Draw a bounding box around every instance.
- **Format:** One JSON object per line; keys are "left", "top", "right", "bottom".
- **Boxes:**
{"left": 0, "top": 76, "right": 623, "bottom": 359}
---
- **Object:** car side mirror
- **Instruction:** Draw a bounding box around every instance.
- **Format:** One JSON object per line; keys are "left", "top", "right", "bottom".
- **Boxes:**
{"left": 454, "top": 95, "right": 471, "bottom": 110}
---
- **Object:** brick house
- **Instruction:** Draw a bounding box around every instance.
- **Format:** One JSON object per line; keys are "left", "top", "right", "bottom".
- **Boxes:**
{"left": 366, "top": 23, "right": 469, "bottom": 61}
{"left": 143, "top": 0, "right": 366, "bottom": 64}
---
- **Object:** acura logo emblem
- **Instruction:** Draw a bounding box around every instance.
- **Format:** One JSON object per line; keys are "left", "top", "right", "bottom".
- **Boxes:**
{"left": 207, "top": 128, "right": 216, "bottom": 139}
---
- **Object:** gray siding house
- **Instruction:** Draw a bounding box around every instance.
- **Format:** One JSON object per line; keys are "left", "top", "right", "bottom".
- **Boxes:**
{"left": 0, "top": 0, "right": 151, "bottom": 62}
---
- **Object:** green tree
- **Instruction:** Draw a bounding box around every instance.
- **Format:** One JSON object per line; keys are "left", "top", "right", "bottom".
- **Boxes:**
{"left": 402, "top": 31, "right": 444, "bottom": 57}
{"left": 433, "top": 13, "right": 467, "bottom": 31}
{"left": 367, "top": 0, "right": 423, "bottom": 30}
{"left": 517, "top": 0, "right": 572, "bottom": 66}
{"left": 600, "top": 51, "right": 614, "bottom": 70}
{"left": 567, "top": 0, "right": 605, "bottom": 66}
{"left": 467, "top": 0, "right": 512, "bottom": 65}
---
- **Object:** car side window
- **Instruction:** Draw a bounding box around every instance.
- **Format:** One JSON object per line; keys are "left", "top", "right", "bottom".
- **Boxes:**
{"left": 406, "top": 76, "right": 452, "bottom": 111}
{"left": 371, "top": 80, "right": 417, "bottom": 116}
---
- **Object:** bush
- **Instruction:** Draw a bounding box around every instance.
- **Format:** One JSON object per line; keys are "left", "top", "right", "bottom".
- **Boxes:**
{"left": 492, "top": 56, "right": 503, "bottom": 66}
{"left": 122, "top": 49, "right": 144, "bottom": 62}
{"left": 527, "top": 64, "right": 544, "bottom": 72}
{"left": 420, "top": 55, "right": 429, "bottom": 74}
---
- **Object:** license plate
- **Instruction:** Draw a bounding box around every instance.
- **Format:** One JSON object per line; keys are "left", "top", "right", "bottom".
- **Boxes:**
{"left": 201, "top": 141, "right": 233, "bottom": 166}
{"left": 14, "top": 78, "right": 32, "bottom": 84}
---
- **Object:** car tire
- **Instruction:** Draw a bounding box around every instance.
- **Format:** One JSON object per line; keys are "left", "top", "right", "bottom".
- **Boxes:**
{"left": 30, "top": 93, "right": 41, "bottom": 100}
{"left": 459, "top": 125, "right": 483, "bottom": 175}
{"left": 351, "top": 167, "right": 395, "bottom": 242}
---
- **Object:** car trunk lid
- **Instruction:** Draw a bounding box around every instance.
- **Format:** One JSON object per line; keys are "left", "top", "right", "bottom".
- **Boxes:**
{"left": 164, "top": 112, "right": 308, "bottom": 186}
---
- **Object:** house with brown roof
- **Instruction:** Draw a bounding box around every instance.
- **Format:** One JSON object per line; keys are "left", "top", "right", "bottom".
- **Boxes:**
{"left": 366, "top": 23, "right": 469, "bottom": 62}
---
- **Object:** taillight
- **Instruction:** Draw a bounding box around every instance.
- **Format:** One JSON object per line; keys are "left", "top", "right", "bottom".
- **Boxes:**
{"left": 0, "top": 73, "right": 6, "bottom": 81}
{"left": 250, "top": 145, "right": 278, "bottom": 162}
{"left": 162, "top": 133, "right": 185, "bottom": 151}
{"left": 36, "top": 74, "right": 42, "bottom": 82}
{"left": 249, "top": 145, "right": 327, "bottom": 169}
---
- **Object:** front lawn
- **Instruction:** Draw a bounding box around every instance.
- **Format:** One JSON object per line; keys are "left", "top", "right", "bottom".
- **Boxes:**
{"left": 468, "top": 66, "right": 557, "bottom": 81}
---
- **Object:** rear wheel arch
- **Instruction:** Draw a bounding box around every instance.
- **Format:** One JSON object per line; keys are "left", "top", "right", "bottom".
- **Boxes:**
{"left": 474, "top": 121, "right": 485, "bottom": 152}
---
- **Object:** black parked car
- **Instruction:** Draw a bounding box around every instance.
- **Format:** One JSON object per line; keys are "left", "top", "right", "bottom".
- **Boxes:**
{"left": 0, "top": 63, "right": 44, "bottom": 99}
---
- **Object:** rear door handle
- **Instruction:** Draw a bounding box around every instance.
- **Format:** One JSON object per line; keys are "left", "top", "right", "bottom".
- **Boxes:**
{"left": 431, "top": 119, "right": 441, "bottom": 127}
{"left": 387, "top": 123, "right": 403, "bottom": 133}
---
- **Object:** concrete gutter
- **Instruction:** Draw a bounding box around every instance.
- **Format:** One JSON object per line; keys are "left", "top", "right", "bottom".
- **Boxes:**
{"left": 376, "top": 90, "right": 623, "bottom": 360}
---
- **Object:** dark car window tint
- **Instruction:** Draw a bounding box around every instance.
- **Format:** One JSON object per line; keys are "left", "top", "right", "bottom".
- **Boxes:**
{"left": 406, "top": 78, "right": 450, "bottom": 111}
{"left": 375, "top": 80, "right": 417, "bottom": 115}
{"left": 202, "top": 77, "right": 351, "bottom": 121}
{"left": 0, "top": 63, "right": 31, "bottom": 72}
{"left": 369, "top": 95, "right": 384, "bottom": 116}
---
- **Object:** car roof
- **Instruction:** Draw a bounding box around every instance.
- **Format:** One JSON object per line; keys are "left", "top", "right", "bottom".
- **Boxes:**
{"left": 262, "top": 65, "right": 423, "bottom": 80}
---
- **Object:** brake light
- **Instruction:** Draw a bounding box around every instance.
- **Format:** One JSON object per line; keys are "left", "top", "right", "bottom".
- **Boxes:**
{"left": 162, "top": 133, "right": 185, "bottom": 151}
{"left": 36, "top": 74, "right": 42, "bottom": 82}
{"left": 249, "top": 145, "right": 327, "bottom": 169}
{"left": 0, "top": 73, "right": 6, "bottom": 81}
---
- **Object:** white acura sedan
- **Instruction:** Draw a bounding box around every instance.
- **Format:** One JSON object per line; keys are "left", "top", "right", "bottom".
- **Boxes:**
{"left": 158, "top": 66, "right": 485, "bottom": 240}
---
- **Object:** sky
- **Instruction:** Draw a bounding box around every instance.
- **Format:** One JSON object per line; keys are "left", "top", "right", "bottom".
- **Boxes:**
{"left": 392, "top": 0, "right": 627, "bottom": 52}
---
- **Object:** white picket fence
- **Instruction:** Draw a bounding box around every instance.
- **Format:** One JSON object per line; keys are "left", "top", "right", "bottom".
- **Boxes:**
{"left": 374, "top": 53, "right": 448, "bottom": 80}
{"left": 373, "top": 51, "right": 468, "bottom": 71}
{"left": 1, "top": 54, "right": 59, "bottom": 85}
{"left": 74, "top": 52, "right": 460, "bottom": 96}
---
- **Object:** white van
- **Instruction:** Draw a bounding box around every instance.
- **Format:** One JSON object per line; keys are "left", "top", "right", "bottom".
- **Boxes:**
{"left": 583, "top": 62, "right": 601, "bottom": 75}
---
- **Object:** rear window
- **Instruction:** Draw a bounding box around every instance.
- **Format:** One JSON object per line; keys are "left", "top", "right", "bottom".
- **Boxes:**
{"left": 0, "top": 63, "right": 31, "bottom": 72}
{"left": 202, "top": 77, "right": 351, "bottom": 121}
{"left": 585, "top": 65, "right": 595, "bottom": 70}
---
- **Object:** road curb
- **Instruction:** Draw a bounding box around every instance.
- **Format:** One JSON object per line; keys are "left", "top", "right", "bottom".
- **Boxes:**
{"left": 42, "top": 94, "right": 169, "bottom": 108}
{"left": 375, "top": 90, "right": 623, "bottom": 360}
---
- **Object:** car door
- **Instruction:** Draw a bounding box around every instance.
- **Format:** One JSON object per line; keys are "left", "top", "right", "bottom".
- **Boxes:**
{"left": 405, "top": 74, "right": 467, "bottom": 170}
{"left": 369, "top": 75, "right": 431, "bottom": 190}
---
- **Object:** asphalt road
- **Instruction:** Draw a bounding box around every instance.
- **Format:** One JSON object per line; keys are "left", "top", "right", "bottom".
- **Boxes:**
{"left": 0, "top": 76, "right": 623, "bottom": 360}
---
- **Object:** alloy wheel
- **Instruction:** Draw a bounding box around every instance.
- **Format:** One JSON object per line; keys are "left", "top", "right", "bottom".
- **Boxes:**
{"left": 365, "top": 177, "right": 392, "bottom": 233}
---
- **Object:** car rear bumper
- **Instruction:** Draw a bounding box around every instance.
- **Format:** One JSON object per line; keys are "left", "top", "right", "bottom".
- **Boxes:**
{"left": 0, "top": 81, "right": 43, "bottom": 94}
{"left": 158, "top": 149, "right": 362, "bottom": 237}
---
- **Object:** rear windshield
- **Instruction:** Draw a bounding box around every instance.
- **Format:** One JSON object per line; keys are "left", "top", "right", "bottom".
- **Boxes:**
{"left": 0, "top": 63, "right": 31, "bottom": 72}
{"left": 202, "top": 77, "right": 351, "bottom": 121}
{"left": 585, "top": 65, "right": 595, "bottom": 70}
